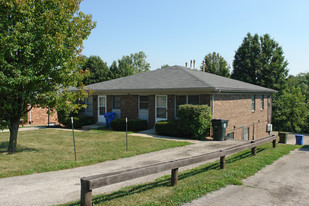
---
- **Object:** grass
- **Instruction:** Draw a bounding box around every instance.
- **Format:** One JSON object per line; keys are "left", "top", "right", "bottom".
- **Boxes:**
{"left": 61, "top": 143, "right": 303, "bottom": 206}
{"left": 0, "top": 129, "right": 190, "bottom": 178}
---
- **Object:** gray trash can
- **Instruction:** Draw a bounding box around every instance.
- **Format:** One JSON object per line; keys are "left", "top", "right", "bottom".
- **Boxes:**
{"left": 212, "top": 119, "right": 229, "bottom": 141}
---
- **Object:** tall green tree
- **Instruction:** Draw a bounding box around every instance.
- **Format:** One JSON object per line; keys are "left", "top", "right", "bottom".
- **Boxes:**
{"left": 272, "top": 86, "right": 308, "bottom": 133}
{"left": 232, "top": 33, "right": 288, "bottom": 91}
{"left": 109, "top": 51, "right": 150, "bottom": 79}
{"left": 0, "top": 0, "right": 95, "bottom": 152}
{"left": 201, "top": 52, "right": 230, "bottom": 77}
{"left": 287, "top": 72, "right": 309, "bottom": 101}
{"left": 82, "top": 56, "right": 110, "bottom": 85}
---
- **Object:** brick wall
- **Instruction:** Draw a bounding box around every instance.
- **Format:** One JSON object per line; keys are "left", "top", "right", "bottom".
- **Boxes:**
{"left": 213, "top": 94, "right": 270, "bottom": 140}
{"left": 92, "top": 95, "right": 98, "bottom": 122}
{"left": 107, "top": 95, "right": 112, "bottom": 113}
{"left": 167, "top": 95, "right": 175, "bottom": 121}
{"left": 120, "top": 95, "right": 138, "bottom": 119}
{"left": 29, "top": 107, "right": 58, "bottom": 125}
{"left": 148, "top": 95, "right": 155, "bottom": 128}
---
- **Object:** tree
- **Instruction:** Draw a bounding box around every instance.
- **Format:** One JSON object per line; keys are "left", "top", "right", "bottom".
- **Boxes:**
{"left": 109, "top": 51, "right": 150, "bottom": 79}
{"left": 0, "top": 0, "right": 95, "bottom": 152}
{"left": 287, "top": 72, "right": 309, "bottom": 102}
{"left": 201, "top": 52, "right": 230, "bottom": 77}
{"left": 272, "top": 86, "right": 308, "bottom": 133}
{"left": 232, "top": 33, "right": 288, "bottom": 91}
{"left": 161, "top": 64, "right": 170, "bottom": 69}
{"left": 82, "top": 56, "right": 110, "bottom": 85}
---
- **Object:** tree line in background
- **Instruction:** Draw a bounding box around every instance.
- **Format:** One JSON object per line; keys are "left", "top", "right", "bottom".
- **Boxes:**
{"left": 228, "top": 33, "right": 308, "bottom": 133}
{"left": 81, "top": 51, "right": 150, "bottom": 85}
{"left": 1, "top": 0, "right": 307, "bottom": 154}
{"left": 82, "top": 33, "right": 308, "bottom": 133}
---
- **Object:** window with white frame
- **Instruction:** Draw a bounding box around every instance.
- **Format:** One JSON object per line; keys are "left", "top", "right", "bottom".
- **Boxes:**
{"left": 251, "top": 95, "right": 255, "bottom": 111}
{"left": 261, "top": 95, "right": 264, "bottom": 110}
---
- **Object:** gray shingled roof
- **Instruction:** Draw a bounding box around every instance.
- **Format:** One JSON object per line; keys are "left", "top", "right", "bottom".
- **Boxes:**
{"left": 85, "top": 65, "right": 276, "bottom": 93}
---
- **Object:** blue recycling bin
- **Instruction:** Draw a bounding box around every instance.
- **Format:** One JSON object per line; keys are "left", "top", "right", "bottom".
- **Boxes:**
{"left": 104, "top": 112, "right": 116, "bottom": 128}
{"left": 295, "top": 134, "right": 304, "bottom": 145}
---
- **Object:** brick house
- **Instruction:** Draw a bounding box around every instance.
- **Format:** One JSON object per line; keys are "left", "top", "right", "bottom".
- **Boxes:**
{"left": 24, "top": 106, "right": 58, "bottom": 126}
{"left": 80, "top": 65, "right": 276, "bottom": 140}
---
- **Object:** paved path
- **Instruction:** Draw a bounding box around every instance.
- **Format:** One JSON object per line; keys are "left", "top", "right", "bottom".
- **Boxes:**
{"left": 0, "top": 137, "right": 244, "bottom": 206}
{"left": 0, "top": 126, "right": 46, "bottom": 133}
{"left": 185, "top": 134, "right": 309, "bottom": 206}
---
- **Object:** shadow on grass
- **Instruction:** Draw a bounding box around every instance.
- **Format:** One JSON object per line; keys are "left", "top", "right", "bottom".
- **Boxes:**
{"left": 299, "top": 145, "right": 309, "bottom": 151}
{"left": 0, "top": 141, "right": 39, "bottom": 154}
{"left": 65, "top": 148, "right": 266, "bottom": 206}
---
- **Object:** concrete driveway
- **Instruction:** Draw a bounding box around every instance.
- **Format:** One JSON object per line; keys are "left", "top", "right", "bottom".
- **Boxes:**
{"left": 185, "top": 134, "right": 309, "bottom": 206}
{"left": 0, "top": 136, "right": 244, "bottom": 206}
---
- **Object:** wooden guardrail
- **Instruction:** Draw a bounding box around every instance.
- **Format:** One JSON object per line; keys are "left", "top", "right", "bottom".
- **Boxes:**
{"left": 80, "top": 135, "right": 277, "bottom": 206}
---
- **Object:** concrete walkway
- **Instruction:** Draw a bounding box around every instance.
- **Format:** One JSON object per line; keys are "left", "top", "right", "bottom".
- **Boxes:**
{"left": 0, "top": 126, "right": 46, "bottom": 133}
{"left": 0, "top": 136, "right": 244, "bottom": 206}
{"left": 185, "top": 134, "right": 309, "bottom": 206}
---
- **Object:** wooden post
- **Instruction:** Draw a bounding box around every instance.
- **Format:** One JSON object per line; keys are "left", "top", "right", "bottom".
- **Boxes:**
{"left": 251, "top": 147, "right": 257, "bottom": 156}
{"left": 220, "top": 156, "right": 225, "bottom": 169}
{"left": 81, "top": 178, "right": 92, "bottom": 206}
{"left": 171, "top": 168, "right": 179, "bottom": 186}
{"left": 272, "top": 139, "right": 276, "bottom": 148}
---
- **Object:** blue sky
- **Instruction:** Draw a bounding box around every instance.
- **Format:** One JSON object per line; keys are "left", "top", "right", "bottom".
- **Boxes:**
{"left": 80, "top": 0, "right": 309, "bottom": 76}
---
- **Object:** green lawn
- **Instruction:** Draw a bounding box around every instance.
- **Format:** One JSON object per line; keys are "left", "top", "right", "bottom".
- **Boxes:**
{"left": 0, "top": 129, "right": 190, "bottom": 178}
{"left": 62, "top": 143, "right": 303, "bottom": 206}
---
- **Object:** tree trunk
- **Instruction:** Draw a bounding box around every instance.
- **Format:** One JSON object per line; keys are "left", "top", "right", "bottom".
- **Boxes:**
{"left": 8, "top": 116, "right": 20, "bottom": 153}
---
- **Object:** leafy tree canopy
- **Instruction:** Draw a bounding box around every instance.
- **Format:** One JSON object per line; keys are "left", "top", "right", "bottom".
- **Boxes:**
{"left": 109, "top": 51, "right": 150, "bottom": 79}
{"left": 161, "top": 64, "right": 170, "bottom": 69}
{"left": 201, "top": 52, "right": 230, "bottom": 77}
{"left": 272, "top": 86, "right": 308, "bottom": 133}
{"left": 0, "top": 0, "right": 95, "bottom": 152}
{"left": 232, "top": 33, "right": 288, "bottom": 91}
{"left": 287, "top": 72, "right": 309, "bottom": 101}
{"left": 82, "top": 56, "right": 110, "bottom": 85}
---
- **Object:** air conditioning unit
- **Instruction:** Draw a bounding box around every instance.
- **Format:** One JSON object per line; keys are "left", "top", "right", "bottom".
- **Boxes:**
{"left": 266, "top": 124, "right": 272, "bottom": 132}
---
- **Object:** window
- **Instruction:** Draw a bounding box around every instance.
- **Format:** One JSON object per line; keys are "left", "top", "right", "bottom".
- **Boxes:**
{"left": 261, "top": 95, "right": 264, "bottom": 110}
{"left": 98, "top": 96, "right": 106, "bottom": 115}
{"left": 251, "top": 95, "right": 255, "bottom": 111}
{"left": 113, "top": 96, "right": 121, "bottom": 109}
{"left": 156, "top": 95, "right": 167, "bottom": 118}
{"left": 188, "top": 95, "right": 200, "bottom": 105}
{"left": 176, "top": 95, "right": 186, "bottom": 111}
{"left": 175, "top": 95, "right": 200, "bottom": 117}
{"left": 139, "top": 96, "right": 148, "bottom": 109}
{"left": 85, "top": 96, "right": 93, "bottom": 114}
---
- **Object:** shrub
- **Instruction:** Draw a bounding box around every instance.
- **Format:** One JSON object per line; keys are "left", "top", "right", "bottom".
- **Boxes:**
{"left": 57, "top": 110, "right": 94, "bottom": 128}
{"left": 177, "top": 104, "right": 212, "bottom": 139}
{"left": 155, "top": 120, "right": 182, "bottom": 137}
{"left": 111, "top": 119, "right": 147, "bottom": 131}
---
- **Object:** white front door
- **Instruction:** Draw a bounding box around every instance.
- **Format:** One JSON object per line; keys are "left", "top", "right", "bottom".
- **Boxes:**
{"left": 98, "top": 96, "right": 107, "bottom": 123}
{"left": 138, "top": 96, "right": 148, "bottom": 121}
{"left": 155, "top": 95, "right": 167, "bottom": 122}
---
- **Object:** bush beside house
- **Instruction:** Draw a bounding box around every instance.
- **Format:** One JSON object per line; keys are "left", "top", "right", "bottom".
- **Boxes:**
{"left": 57, "top": 110, "right": 94, "bottom": 128}
{"left": 111, "top": 119, "right": 147, "bottom": 131}
{"left": 155, "top": 120, "right": 182, "bottom": 137}
{"left": 155, "top": 104, "right": 212, "bottom": 140}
